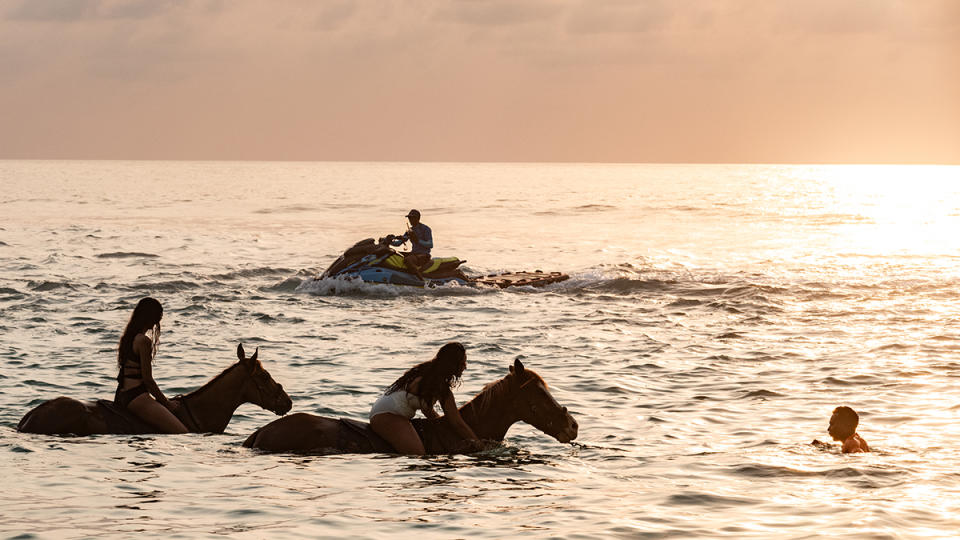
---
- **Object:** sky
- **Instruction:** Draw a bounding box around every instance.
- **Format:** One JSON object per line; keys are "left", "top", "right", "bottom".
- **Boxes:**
{"left": 1, "top": 0, "right": 958, "bottom": 164}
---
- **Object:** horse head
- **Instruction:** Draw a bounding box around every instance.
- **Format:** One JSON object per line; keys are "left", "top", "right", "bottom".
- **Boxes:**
{"left": 508, "top": 358, "right": 578, "bottom": 443}
{"left": 237, "top": 343, "right": 292, "bottom": 416}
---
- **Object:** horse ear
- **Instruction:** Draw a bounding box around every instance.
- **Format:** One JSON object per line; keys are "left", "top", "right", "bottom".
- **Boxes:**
{"left": 251, "top": 347, "right": 259, "bottom": 362}
{"left": 511, "top": 357, "right": 525, "bottom": 376}
{"left": 237, "top": 343, "right": 245, "bottom": 362}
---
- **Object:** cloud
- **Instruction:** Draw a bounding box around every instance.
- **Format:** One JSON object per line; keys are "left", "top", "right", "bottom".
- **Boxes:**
{"left": 4, "top": 0, "right": 180, "bottom": 21}
{"left": 565, "top": 0, "right": 671, "bottom": 35}
{"left": 434, "top": 0, "right": 563, "bottom": 27}
{"left": 310, "top": 1, "right": 356, "bottom": 31}
{"left": 769, "top": 0, "right": 903, "bottom": 36}
{"left": 103, "top": 0, "right": 178, "bottom": 20}
{"left": 5, "top": 0, "right": 98, "bottom": 21}
{"left": 0, "top": 0, "right": 956, "bottom": 162}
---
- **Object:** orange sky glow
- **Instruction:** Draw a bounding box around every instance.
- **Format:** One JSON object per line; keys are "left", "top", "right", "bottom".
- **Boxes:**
{"left": 1, "top": 0, "right": 957, "bottom": 163}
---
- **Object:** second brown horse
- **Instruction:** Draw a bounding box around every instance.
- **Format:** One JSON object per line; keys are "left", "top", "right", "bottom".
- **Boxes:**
{"left": 243, "top": 359, "right": 578, "bottom": 454}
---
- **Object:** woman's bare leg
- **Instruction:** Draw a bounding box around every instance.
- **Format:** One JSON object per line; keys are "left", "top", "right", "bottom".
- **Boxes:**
{"left": 370, "top": 413, "right": 425, "bottom": 455}
{"left": 128, "top": 394, "right": 188, "bottom": 434}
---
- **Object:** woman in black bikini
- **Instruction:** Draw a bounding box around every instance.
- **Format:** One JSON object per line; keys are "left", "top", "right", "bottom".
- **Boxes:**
{"left": 115, "top": 297, "right": 187, "bottom": 433}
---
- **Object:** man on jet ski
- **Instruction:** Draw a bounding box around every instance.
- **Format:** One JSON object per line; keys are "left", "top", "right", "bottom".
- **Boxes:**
{"left": 390, "top": 209, "right": 433, "bottom": 279}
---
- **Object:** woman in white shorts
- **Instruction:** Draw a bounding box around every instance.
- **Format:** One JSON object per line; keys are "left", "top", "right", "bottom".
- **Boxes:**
{"left": 369, "top": 342, "right": 479, "bottom": 454}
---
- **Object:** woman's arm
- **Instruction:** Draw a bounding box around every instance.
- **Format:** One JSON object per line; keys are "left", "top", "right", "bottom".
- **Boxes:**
{"left": 421, "top": 401, "right": 440, "bottom": 420}
{"left": 439, "top": 389, "right": 478, "bottom": 441}
{"left": 134, "top": 334, "right": 176, "bottom": 410}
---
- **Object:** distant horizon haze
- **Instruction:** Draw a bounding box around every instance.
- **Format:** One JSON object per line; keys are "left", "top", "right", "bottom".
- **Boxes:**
{"left": 1, "top": 1, "right": 957, "bottom": 164}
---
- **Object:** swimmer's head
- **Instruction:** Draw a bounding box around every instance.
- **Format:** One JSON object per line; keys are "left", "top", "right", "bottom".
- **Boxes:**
{"left": 828, "top": 406, "right": 859, "bottom": 441}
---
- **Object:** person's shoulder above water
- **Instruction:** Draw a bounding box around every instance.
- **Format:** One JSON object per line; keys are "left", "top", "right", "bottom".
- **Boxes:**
{"left": 841, "top": 432, "right": 869, "bottom": 453}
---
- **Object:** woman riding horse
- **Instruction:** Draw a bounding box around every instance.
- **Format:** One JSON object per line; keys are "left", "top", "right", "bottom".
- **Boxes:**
{"left": 115, "top": 297, "right": 187, "bottom": 433}
{"left": 369, "top": 342, "right": 480, "bottom": 454}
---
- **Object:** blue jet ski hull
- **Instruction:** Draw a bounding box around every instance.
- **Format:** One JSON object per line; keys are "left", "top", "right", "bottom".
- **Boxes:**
{"left": 353, "top": 266, "right": 468, "bottom": 287}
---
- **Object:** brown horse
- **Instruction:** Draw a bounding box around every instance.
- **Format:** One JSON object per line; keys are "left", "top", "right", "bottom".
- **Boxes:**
{"left": 243, "top": 358, "right": 578, "bottom": 454}
{"left": 17, "top": 344, "right": 292, "bottom": 435}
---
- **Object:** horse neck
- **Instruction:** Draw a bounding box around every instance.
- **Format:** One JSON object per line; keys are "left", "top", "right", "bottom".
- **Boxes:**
{"left": 180, "top": 363, "right": 247, "bottom": 433}
{"left": 458, "top": 378, "right": 519, "bottom": 441}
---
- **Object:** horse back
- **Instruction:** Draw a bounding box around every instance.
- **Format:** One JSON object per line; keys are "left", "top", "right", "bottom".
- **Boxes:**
{"left": 94, "top": 400, "right": 156, "bottom": 434}
{"left": 243, "top": 412, "right": 347, "bottom": 453}
{"left": 242, "top": 414, "right": 464, "bottom": 454}
{"left": 338, "top": 418, "right": 394, "bottom": 454}
{"left": 17, "top": 396, "right": 158, "bottom": 435}
{"left": 17, "top": 397, "right": 106, "bottom": 435}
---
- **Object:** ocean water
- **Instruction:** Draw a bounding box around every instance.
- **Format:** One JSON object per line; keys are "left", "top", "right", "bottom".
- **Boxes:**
{"left": 2, "top": 160, "right": 960, "bottom": 539}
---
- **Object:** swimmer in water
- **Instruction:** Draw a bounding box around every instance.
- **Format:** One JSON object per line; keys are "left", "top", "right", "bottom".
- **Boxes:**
{"left": 818, "top": 405, "right": 869, "bottom": 453}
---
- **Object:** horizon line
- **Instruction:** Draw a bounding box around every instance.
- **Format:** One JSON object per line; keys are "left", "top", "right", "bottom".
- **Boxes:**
{"left": 2, "top": 158, "right": 958, "bottom": 167}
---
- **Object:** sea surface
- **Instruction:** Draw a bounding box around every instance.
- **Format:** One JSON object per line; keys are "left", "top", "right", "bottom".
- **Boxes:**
{"left": 2, "top": 161, "right": 960, "bottom": 539}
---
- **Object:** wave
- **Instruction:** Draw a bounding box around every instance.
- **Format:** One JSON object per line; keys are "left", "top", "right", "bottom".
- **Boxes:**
{"left": 584, "top": 277, "right": 677, "bottom": 294}
{"left": 822, "top": 374, "right": 885, "bottom": 386}
{"left": 533, "top": 204, "right": 618, "bottom": 216}
{"left": 559, "top": 265, "right": 786, "bottom": 297}
{"left": 666, "top": 492, "right": 757, "bottom": 507}
{"left": 253, "top": 204, "right": 318, "bottom": 215}
{"left": 289, "top": 263, "right": 791, "bottom": 314}
{"left": 254, "top": 312, "right": 307, "bottom": 324}
{"left": 741, "top": 389, "right": 784, "bottom": 399}
{"left": 870, "top": 343, "right": 916, "bottom": 352}
{"left": 573, "top": 204, "right": 617, "bottom": 212}
{"left": 95, "top": 252, "right": 160, "bottom": 259}
{"left": 296, "top": 275, "right": 485, "bottom": 297}
{"left": 129, "top": 280, "right": 202, "bottom": 292}
{"left": 272, "top": 259, "right": 958, "bottom": 320}
{"left": 28, "top": 280, "right": 77, "bottom": 291}
{"left": 21, "top": 379, "right": 71, "bottom": 391}
{"left": 263, "top": 277, "right": 305, "bottom": 292}
{"left": 732, "top": 464, "right": 841, "bottom": 479}
{"left": 210, "top": 267, "right": 297, "bottom": 281}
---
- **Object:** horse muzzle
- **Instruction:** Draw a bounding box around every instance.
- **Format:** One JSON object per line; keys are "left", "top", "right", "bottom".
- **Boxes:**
{"left": 553, "top": 414, "right": 579, "bottom": 443}
{"left": 273, "top": 396, "right": 293, "bottom": 415}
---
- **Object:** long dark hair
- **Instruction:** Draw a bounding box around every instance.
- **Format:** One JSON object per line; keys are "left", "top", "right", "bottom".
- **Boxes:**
{"left": 118, "top": 297, "right": 163, "bottom": 367}
{"left": 386, "top": 342, "right": 466, "bottom": 405}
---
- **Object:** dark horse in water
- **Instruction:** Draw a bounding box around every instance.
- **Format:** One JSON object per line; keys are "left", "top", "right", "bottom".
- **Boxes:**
{"left": 17, "top": 344, "right": 292, "bottom": 435}
{"left": 244, "top": 358, "right": 578, "bottom": 454}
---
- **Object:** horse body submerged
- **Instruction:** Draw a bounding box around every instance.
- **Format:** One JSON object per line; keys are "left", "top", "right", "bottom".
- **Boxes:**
{"left": 243, "top": 359, "right": 578, "bottom": 454}
{"left": 17, "top": 344, "right": 292, "bottom": 435}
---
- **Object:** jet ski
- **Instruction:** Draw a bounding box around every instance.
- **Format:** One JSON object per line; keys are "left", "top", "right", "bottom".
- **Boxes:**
{"left": 320, "top": 235, "right": 469, "bottom": 287}
{"left": 319, "top": 236, "right": 569, "bottom": 289}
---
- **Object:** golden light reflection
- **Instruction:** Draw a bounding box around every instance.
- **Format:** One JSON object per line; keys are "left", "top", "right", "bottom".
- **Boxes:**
{"left": 806, "top": 165, "right": 960, "bottom": 259}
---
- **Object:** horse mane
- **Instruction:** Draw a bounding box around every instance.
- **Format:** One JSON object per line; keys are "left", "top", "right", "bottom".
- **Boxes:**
{"left": 180, "top": 361, "right": 244, "bottom": 400}
{"left": 464, "top": 369, "right": 546, "bottom": 416}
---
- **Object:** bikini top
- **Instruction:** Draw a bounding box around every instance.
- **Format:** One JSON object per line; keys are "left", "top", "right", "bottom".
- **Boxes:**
{"left": 117, "top": 336, "right": 146, "bottom": 383}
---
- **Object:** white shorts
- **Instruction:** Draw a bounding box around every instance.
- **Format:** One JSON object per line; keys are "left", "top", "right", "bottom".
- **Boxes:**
{"left": 369, "top": 389, "right": 421, "bottom": 420}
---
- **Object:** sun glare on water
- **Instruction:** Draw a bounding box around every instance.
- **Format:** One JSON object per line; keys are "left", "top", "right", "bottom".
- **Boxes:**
{"left": 807, "top": 165, "right": 960, "bottom": 261}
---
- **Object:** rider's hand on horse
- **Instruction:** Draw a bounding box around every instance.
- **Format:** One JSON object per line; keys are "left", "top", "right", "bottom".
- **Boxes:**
{"left": 461, "top": 438, "right": 498, "bottom": 453}
{"left": 478, "top": 439, "right": 500, "bottom": 451}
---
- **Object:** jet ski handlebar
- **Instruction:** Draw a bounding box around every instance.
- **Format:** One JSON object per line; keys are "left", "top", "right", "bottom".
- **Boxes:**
{"left": 378, "top": 234, "right": 405, "bottom": 246}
